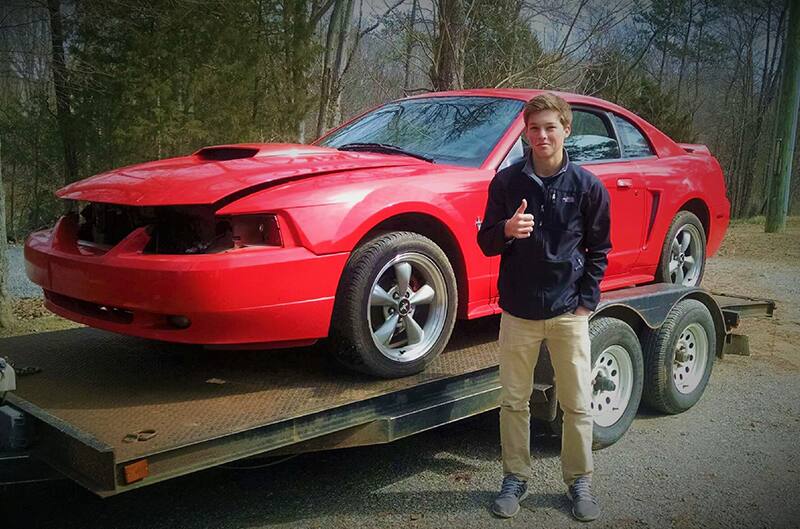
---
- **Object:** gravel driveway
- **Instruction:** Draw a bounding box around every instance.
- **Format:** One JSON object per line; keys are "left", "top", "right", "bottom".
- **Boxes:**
{"left": 4, "top": 219, "right": 800, "bottom": 529}
{"left": 4, "top": 245, "right": 40, "bottom": 298}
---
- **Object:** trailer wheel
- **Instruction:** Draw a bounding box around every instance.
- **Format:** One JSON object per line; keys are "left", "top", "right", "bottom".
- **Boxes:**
{"left": 642, "top": 299, "right": 715, "bottom": 414}
{"left": 331, "top": 232, "right": 458, "bottom": 378}
{"left": 547, "top": 317, "right": 644, "bottom": 449}
{"left": 655, "top": 211, "right": 706, "bottom": 286}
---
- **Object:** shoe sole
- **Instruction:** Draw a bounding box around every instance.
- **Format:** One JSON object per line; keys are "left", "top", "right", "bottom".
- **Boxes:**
{"left": 491, "top": 489, "right": 529, "bottom": 518}
{"left": 566, "top": 491, "right": 599, "bottom": 522}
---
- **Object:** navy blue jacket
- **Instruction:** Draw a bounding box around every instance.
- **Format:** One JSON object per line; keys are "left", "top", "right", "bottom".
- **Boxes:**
{"left": 477, "top": 155, "right": 611, "bottom": 320}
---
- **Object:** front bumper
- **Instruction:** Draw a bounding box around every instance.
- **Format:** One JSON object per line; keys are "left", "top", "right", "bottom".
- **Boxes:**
{"left": 24, "top": 216, "right": 349, "bottom": 345}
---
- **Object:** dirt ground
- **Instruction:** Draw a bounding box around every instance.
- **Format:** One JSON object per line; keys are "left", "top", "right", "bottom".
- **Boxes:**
{"left": 702, "top": 217, "right": 800, "bottom": 372}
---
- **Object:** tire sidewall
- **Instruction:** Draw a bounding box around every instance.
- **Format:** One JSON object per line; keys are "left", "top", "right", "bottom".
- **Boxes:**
{"left": 342, "top": 232, "right": 458, "bottom": 377}
{"left": 659, "top": 302, "right": 716, "bottom": 412}
{"left": 658, "top": 211, "right": 707, "bottom": 285}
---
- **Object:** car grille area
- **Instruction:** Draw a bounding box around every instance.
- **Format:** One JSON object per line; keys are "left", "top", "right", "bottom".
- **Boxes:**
{"left": 75, "top": 203, "right": 233, "bottom": 254}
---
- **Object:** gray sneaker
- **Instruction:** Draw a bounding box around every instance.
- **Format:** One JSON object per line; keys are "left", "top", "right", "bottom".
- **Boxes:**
{"left": 567, "top": 476, "right": 600, "bottom": 522}
{"left": 491, "top": 474, "right": 529, "bottom": 518}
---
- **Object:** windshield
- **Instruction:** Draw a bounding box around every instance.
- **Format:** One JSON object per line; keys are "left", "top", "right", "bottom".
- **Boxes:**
{"left": 317, "top": 96, "right": 524, "bottom": 167}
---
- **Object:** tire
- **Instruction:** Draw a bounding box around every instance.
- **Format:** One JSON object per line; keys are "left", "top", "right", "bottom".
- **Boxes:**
{"left": 331, "top": 231, "right": 458, "bottom": 378}
{"left": 642, "top": 299, "right": 716, "bottom": 414}
{"left": 546, "top": 317, "right": 644, "bottom": 450}
{"left": 655, "top": 210, "right": 707, "bottom": 286}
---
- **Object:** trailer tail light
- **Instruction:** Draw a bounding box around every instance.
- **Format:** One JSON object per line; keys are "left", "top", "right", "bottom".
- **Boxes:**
{"left": 227, "top": 214, "right": 282, "bottom": 248}
{"left": 123, "top": 459, "right": 150, "bottom": 484}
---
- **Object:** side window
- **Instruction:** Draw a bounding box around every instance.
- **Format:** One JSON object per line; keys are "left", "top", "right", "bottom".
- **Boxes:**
{"left": 612, "top": 114, "right": 654, "bottom": 158}
{"left": 565, "top": 109, "right": 621, "bottom": 162}
{"left": 498, "top": 134, "right": 525, "bottom": 171}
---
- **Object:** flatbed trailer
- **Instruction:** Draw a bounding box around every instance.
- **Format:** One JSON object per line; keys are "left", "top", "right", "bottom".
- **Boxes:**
{"left": 0, "top": 284, "right": 773, "bottom": 497}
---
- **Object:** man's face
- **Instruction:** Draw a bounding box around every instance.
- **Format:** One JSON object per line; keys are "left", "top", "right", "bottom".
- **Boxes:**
{"left": 524, "top": 109, "right": 571, "bottom": 160}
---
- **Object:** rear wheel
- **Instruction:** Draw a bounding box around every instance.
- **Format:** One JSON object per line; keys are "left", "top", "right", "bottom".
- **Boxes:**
{"left": 656, "top": 211, "right": 706, "bottom": 286}
{"left": 331, "top": 232, "right": 458, "bottom": 378}
{"left": 642, "top": 299, "right": 715, "bottom": 414}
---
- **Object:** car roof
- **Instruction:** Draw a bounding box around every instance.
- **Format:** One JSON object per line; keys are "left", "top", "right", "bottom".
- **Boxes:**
{"left": 404, "top": 88, "right": 625, "bottom": 113}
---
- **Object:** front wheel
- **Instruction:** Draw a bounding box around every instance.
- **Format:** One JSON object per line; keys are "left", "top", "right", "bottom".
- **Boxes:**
{"left": 547, "top": 317, "right": 644, "bottom": 450}
{"left": 588, "top": 317, "right": 644, "bottom": 449}
{"left": 331, "top": 232, "right": 458, "bottom": 378}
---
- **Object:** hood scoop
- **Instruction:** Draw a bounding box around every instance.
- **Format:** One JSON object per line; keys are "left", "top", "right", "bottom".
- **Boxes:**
{"left": 194, "top": 143, "right": 336, "bottom": 161}
{"left": 195, "top": 146, "right": 260, "bottom": 161}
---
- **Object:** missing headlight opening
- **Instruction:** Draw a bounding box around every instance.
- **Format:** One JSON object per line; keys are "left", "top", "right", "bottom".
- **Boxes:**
{"left": 75, "top": 202, "right": 235, "bottom": 254}
{"left": 229, "top": 214, "right": 282, "bottom": 248}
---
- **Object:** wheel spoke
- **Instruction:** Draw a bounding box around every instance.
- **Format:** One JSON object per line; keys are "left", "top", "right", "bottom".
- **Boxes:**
{"left": 394, "top": 262, "right": 412, "bottom": 298}
{"left": 680, "top": 231, "right": 691, "bottom": 252}
{"left": 409, "top": 284, "right": 435, "bottom": 306}
{"left": 675, "top": 264, "right": 685, "bottom": 284}
{"left": 374, "top": 313, "right": 400, "bottom": 345}
{"left": 669, "top": 259, "right": 680, "bottom": 274}
{"left": 405, "top": 315, "right": 425, "bottom": 345}
{"left": 370, "top": 285, "right": 395, "bottom": 307}
{"left": 684, "top": 256, "right": 695, "bottom": 266}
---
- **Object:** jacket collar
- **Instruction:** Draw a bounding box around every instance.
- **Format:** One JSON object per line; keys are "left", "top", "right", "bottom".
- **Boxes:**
{"left": 522, "top": 148, "right": 570, "bottom": 188}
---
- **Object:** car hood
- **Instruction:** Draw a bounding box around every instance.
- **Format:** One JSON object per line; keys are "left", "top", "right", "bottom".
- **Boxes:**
{"left": 57, "top": 143, "right": 427, "bottom": 206}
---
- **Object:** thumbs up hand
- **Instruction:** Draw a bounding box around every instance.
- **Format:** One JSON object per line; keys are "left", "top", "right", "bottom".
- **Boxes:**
{"left": 504, "top": 199, "right": 535, "bottom": 239}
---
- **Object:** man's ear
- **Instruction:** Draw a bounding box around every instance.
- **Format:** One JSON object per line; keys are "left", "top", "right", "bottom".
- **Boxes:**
{"left": 564, "top": 125, "right": 571, "bottom": 138}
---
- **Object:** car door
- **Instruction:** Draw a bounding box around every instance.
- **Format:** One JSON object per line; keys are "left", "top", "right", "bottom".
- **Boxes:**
{"left": 567, "top": 107, "right": 647, "bottom": 279}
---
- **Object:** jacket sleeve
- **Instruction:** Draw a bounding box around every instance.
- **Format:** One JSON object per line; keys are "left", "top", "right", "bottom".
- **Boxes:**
{"left": 578, "top": 177, "right": 612, "bottom": 311}
{"left": 477, "top": 175, "right": 512, "bottom": 256}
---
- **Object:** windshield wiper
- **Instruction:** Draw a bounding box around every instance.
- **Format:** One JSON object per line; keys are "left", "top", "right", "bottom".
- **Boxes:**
{"left": 336, "top": 142, "right": 435, "bottom": 163}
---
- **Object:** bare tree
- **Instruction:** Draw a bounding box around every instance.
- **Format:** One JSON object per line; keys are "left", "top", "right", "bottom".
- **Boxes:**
{"left": 46, "top": 0, "right": 78, "bottom": 185}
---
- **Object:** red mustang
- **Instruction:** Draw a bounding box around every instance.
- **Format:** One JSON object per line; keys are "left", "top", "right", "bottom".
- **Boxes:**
{"left": 25, "top": 90, "right": 729, "bottom": 377}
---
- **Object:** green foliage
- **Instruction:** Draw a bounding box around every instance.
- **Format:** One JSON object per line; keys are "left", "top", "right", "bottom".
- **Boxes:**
{"left": 2, "top": 0, "right": 326, "bottom": 236}
{"left": 620, "top": 77, "right": 696, "bottom": 142}
{"left": 463, "top": 0, "right": 542, "bottom": 88}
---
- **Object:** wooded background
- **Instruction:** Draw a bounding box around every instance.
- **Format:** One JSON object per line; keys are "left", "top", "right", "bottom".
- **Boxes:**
{"left": 0, "top": 0, "right": 797, "bottom": 242}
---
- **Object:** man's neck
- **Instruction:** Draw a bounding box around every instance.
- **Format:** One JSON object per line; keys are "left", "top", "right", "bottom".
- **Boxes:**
{"left": 531, "top": 150, "right": 564, "bottom": 178}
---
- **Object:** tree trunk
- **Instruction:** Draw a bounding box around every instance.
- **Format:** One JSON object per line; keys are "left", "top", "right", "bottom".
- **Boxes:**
{"left": 676, "top": 0, "right": 694, "bottom": 104}
{"left": 430, "top": 0, "right": 466, "bottom": 91}
{"left": 327, "top": 0, "right": 354, "bottom": 129}
{"left": 402, "top": 0, "right": 419, "bottom": 94}
{"left": 47, "top": 0, "right": 79, "bottom": 185}
{"left": 0, "top": 137, "right": 12, "bottom": 330}
{"left": 315, "top": 0, "right": 344, "bottom": 138}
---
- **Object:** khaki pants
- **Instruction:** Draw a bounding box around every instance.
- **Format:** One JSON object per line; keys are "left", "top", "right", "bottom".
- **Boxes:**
{"left": 499, "top": 310, "right": 593, "bottom": 485}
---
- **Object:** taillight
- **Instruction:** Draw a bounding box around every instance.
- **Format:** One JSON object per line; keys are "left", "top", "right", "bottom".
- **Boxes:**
{"left": 226, "top": 214, "right": 282, "bottom": 247}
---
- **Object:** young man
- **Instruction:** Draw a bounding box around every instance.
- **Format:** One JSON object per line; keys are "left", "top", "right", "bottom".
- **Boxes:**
{"left": 477, "top": 93, "right": 611, "bottom": 522}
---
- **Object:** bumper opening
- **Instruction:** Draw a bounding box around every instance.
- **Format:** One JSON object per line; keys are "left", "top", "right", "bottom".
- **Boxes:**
{"left": 45, "top": 290, "right": 134, "bottom": 324}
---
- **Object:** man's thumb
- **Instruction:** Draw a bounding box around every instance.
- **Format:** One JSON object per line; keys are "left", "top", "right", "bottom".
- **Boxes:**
{"left": 516, "top": 199, "right": 527, "bottom": 214}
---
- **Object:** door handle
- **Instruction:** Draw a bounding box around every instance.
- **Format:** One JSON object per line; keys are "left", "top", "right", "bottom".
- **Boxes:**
{"left": 616, "top": 178, "right": 633, "bottom": 188}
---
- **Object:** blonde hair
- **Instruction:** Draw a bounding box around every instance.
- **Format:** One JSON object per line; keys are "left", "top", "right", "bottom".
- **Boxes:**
{"left": 523, "top": 93, "right": 572, "bottom": 128}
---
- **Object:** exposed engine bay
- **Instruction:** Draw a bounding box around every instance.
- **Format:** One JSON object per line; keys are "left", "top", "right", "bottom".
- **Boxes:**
{"left": 75, "top": 202, "right": 234, "bottom": 254}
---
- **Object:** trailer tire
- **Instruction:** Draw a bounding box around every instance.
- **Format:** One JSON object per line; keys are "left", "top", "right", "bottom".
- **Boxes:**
{"left": 642, "top": 299, "right": 715, "bottom": 414}
{"left": 331, "top": 232, "right": 458, "bottom": 378}
{"left": 547, "top": 317, "right": 644, "bottom": 450}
